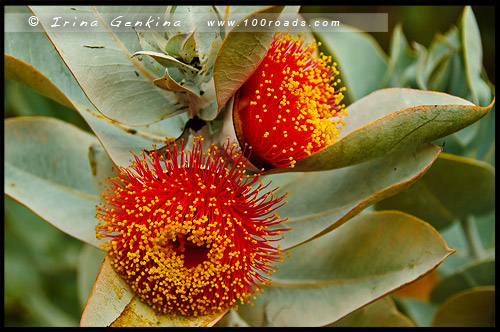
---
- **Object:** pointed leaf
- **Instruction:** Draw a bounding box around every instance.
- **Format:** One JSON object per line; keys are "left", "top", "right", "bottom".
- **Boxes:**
{"left": 30, "top": 6, "right": 187, "bottom": 126}
{"left": 213, "top": 6, "right": 285, "bottom": 112}
{"left": 416, "top": 31, "right": 455, "bottom": 91}
{"left": 80, "top": 256, "right": 227, "bottom": 327}
{"left": 461, "top": 7, "right": 491, "bottom": 106}
{"left": 383, "top": 24, "right": 418, "bottom": 88}
{"left": 268, "top": 142, "right": 441, "bottom": 250}
{"left": 5, "top": 117, "right": 102, "bottom": 248}
{"left": 313, "top": 22, "right": 388, "bottom": 104}
{"left": 375, "top": 153, "right": 495, "bottom": 229}
{"left": 237, "top": 211, "right": 454, "bottom": 327}
{"left": 431, "top": 286, "right": 495, "bottom": 327}
{"left": 292, "top": 88, "right": 494, "bottom": 172}
{"left": 153, "top": 67, "right": 201, "bottom": 96}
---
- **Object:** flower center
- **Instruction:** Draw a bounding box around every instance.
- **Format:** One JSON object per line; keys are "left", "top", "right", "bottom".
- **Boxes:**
{"left": 167, "top": 233, "right": 211, "bottom": 269}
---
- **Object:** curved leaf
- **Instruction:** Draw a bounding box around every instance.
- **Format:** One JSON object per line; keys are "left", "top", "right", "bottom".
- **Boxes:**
{"left": 80, "top": 256, "right": 227, "bottom": 327}
{"left": 4, "top": 6, "right": 93, "bottom": 110}
{"left": 77, "top": 245, "right": 106, "bottom": 309}
{"left": 153, "top": 67, "right": 201, "bottom": 96}
{"left": 214, "top": 6, "right": 269, "bottom": 32}
{"left": 394, "top": 298, "right": 437, "bottom": 327}
{"left": 292, "top": 88, "right": 494, "bottom": 172}
{"left": 313, "top": 22, "right": 388, "bottom": 104}
{"left": 30, "top": 6, "right": 187, "bottom": 126}
{"left": 5, "top": 117, "right": 102, "bottom": 248}
{"left": 431, "top": 286, "right": 495, "bottom": 327}
{"left": 430, "top": 259, "right": 495, "bottom": 304}
{"left": 4, "top": 54, "right": 74, "bottom": 109}
{"left": 237, "top": 211, "right": 454, "bottom": 327}
{"left": 375, "top": 153, "right": 495, "bottom": 229}
{"left": 213, "top": 6, "right": 285, "bottom": 112}
{"left": 329, "top": 296, "right": 415, "bottom": 327}
{"left": 267, "top": 142, "right": 441, "bottom": 250}
{"left": 74, "top": 103, "right": 186, "bottom": 168}
{"left": 393, "top": 270, "right": 439, "bottom": 302}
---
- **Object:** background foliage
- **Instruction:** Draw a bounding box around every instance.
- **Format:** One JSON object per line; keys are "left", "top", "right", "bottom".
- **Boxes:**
{"left": 4, "top": 5, "right": 494, "bottom": 327}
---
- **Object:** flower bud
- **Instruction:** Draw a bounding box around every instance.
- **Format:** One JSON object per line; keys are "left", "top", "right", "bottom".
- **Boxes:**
{"left": 232, "top": 31, "right": 347, "bottom": 170}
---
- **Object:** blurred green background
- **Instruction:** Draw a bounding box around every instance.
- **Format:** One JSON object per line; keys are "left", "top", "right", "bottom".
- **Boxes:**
{"left": 4, "top": 5, "right": 494, "bottom": 327}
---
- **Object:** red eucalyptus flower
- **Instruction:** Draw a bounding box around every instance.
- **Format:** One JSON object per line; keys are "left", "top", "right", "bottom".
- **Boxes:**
{"left": 95, "top": 137, "right": 289, "bottom": 316}
{"left": 233, "top": 31, "right": 347, "bottom": 169}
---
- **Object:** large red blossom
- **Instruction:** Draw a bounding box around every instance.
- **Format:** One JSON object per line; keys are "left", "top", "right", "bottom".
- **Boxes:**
{"left": 95, "top": 137, "right": 289, "bottom": 316}
{"left": 233, "top": 31, "right": 347, "bottom": 169}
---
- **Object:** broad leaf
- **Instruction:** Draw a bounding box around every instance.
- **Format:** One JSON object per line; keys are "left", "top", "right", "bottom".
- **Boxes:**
{"left": 431, "top": 286, "right": 495, "bottom": 327}
{"left": 237, "top": 211, "right": 454, "bottom": 327}
{"left": 6, "top": 58, "right": 187, "bottom": 169}
{"left": 213, "top": 6, "right": 285, "bottom": 112}
{"left": 267, "top": 142, "right": 441, "bottom": 250}
{"left": 5, "top": 117, "right": 102, "bottom": 248}
{"left": 4, "top": 6, "right": 93, "bottom": 110}
{"left": 313, "top": 22, "right": 388, "bottom": 104}
{"left": 30, "top": 6, "right": 187, "bottom": 126}
{"left": 375, "top": 153, "right": 495, "bottom": 229}
{"left": 292, "top": 88, "right": 494, "bottom": 172}
{"left": 80, "top": 256, "right": 227, "bottom": 327}
{"left": 166, "top": 6, "right": 222, "bottom": 70}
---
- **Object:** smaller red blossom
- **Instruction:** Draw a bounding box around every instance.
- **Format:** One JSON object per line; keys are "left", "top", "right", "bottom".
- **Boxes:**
{"left": 233, "top": 31, "right": 347, "bottom": 169}
{"left": 95, "top": 137, "right": 289, "bottom": 316}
